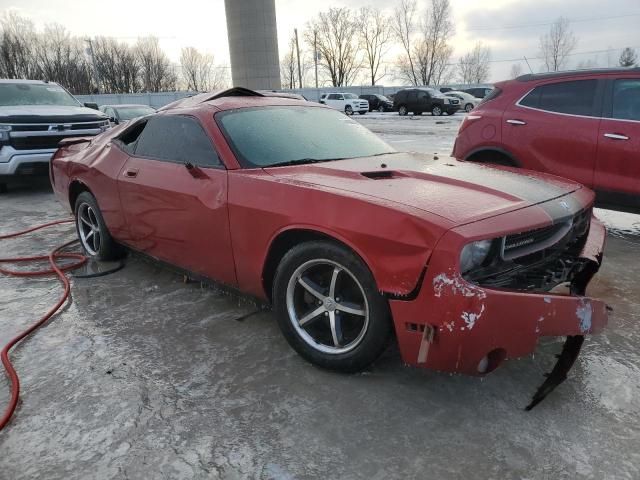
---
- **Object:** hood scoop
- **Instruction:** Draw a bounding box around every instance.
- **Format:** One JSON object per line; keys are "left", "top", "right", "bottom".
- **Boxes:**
{"left": 361, "top": 170, "right": 404, "bottom": 180}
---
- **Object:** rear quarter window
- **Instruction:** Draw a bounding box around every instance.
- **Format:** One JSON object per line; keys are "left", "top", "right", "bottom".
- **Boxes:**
{"left": 519, "top": 79, "right": 598, "bottom": 116}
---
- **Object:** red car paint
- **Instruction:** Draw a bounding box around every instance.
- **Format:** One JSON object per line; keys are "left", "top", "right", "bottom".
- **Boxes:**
{"left": 453, "top": 68, "right": 640, "bottom": 213}
{"left": 51, "top": 93, "right": 608, "bottom": 375}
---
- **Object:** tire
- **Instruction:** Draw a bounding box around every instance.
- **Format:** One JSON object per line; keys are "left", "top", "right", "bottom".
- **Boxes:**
{"left": 465, "top": 103, "right": 474, "bottom": 113}
{"left": 358, "top": 111, "right": 366, "bottom": 115}
{"left": 345, "top": 105, "right": 353, "bottom": 116}
{"left": 273, "top": 240, "right": 392, "bottom": 373}
{"left": 0, "top": 183, "right": 7, "bottom": 194}
{"left": 398, "top": 105, "right": 408, "bottom": 116}
{"left": 74, "top": 191, "right": 122, "bottom": 260}
{"left": 378, "top": 105, "right": 385, "bottom": 113}
{"left": 431, "top": 105, "right": 443, "bottom": 116}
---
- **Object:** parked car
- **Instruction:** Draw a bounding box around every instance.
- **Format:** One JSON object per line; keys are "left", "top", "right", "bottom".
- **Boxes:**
{"left": 359, "top": 94, "right": 394, "bottom": 112}
{"left": 439, "top": 87, "right": 454, "bottom": 93}
{"left": 393, "top": 88, "right": 460, "bottom": 116}
{"left": 445, "top": 91, "right": 481, "bottom": 113}
{"left": 99, "top": 104, "right": 156, "bottom": 126}
{"left": 0, "top": 79, "right": 110, "bottom": 193}
{"left": 319, "top": 93, "right": 368, "bottom": 115}
{"left": 50, "top": 87, "right": 608, "bottom": 406}
{"left": 453, "top": 68, "right": 640, "bottom": 213}
{"left": 464, "top": 87, "right": 494, "bottom": 99}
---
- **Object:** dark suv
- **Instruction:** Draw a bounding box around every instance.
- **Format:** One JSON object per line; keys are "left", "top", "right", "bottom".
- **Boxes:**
{"left": 453, "top": 68, "right": 640, "bottom": 213}
{"left": 393, "top": 88, "right": 460, "bottom": 116}
{"left": 359, "top": 94, "right": 394, "bottom": 112}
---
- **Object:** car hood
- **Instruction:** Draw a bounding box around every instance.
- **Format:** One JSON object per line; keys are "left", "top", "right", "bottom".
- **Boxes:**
{"left": 0, "top": 105, "right": 108, "bottom": 123}
{"left": 264, "top": 152, "right": 582, "bottom": 225}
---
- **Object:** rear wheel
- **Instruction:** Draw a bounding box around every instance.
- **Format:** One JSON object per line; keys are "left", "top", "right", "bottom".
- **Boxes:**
{"left": 345, "top": 105, "right": 353, "bottom": 116}
{"left": 398, "top": 105, "right": 408, "bottom": 116}
{"left": 431, "top": 105, "right": 443, "bottom": 116}
{"left": 465, "top": 103, "right": 474, "bottom": 113}
{"left": 74, "top": 192, "right": 121, "bottom": 260}
{"left": 273, "top": 241, "right": 392, "bottom": 373}
{"left": 378, "top": 105, "right": 385, "bottom": 113}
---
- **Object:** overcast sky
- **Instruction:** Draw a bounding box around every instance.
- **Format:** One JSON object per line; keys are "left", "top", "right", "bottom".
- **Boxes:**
{"left": 2, "top": 0, "right": 639, "bottom": 84}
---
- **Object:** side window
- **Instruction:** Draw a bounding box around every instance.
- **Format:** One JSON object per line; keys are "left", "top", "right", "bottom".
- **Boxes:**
{"left": 134, "top": 115, "right": 221, "bottom": 167}
{"left": 327, "top": 94, "right": 338, "bottom": 100}
{"left": 337, "top": 94, "right": 344, "bottom": 100}
{"left": 521, "top": 80, "right": 598, "bottom": 116}
{"left": 612, "top": 79, "right": 640, "bottom": 121}
{"left": 418, "top": 91, "right": 429, "bottom": 100}
{"left": 408, "top": 91, "right": 418, "bottom": 102}
{"left": 116, "top": 119, "right": 148, "bottom": 154}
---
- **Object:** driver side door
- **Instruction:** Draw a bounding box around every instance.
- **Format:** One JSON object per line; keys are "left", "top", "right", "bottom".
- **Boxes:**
{"left": 116, "top": 113, "right": 237, "bottom": 286}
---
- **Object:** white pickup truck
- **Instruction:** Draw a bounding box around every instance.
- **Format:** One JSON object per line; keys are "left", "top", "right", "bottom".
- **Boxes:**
{"left": 0, "top": 79, "right": 110, "bottom": 192}
{"left": 319, "top": 93, "right": 369, "bottom": 115}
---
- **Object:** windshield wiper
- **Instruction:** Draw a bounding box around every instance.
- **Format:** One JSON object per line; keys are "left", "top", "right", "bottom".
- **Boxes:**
{"left": 266, "top": 158, "right": 346, "bottom": 168}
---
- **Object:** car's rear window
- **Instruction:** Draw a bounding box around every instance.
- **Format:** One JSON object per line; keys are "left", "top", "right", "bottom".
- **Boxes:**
{"left": 0, "top": 83, "right": 80, "bottom": 107}
{"left": 217, "top": 106, "right": 395, "bottom": 168}
{"left": 519, "top": 80, "right": 598, "bottom": 116}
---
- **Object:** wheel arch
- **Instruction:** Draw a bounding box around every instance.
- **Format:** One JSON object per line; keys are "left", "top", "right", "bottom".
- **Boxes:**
{"left": 68, "top": 179, "right": 93, "bottom": 212}
{"left": 465, "top": 147, "right": 520, "bottom": 167}
{"left": 262, "top": 227, "right": 377, "bottom": 303}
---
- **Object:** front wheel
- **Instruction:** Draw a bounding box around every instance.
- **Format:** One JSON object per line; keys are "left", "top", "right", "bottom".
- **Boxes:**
{"left": 74, "top": 191, "right": 121, "bottom": 260}
{"left": 378, "top": 105, "right": 385, "bottom": 113}
{"left": 344, "top": 105, "right": 353, "bottom": 116}
{"left": 465, "top": 103, "right": 474, "bottom": 113}
{"left": 431, "top": 105, "right": 443, "bottom": 116}
{"left": 398, "top": 105, "right": 408, "bottom": 116}
{"left": 273, "top": 241, "right": 392, "bottom": 373}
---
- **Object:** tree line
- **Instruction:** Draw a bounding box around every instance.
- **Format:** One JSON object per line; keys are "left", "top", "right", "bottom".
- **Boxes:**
{"left": 0, "top": 12, "right": 229, "bottom": 94}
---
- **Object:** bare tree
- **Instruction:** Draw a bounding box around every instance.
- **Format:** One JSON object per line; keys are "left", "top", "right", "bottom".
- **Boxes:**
{"left": 509, "top": 63, "right": 523, "bottom": 79}
{"left": 358, "top": 7, "right": 392, "bottom": 86}
{"left": 0, "top": 12, "right": 39, "bottom": 79}
{"left": 458, "top": 42, "right": 491, "bottom": 84}
{"left": 305, "top": 7, "right": 361, "bottom": 87}
{"left": 280, "top": 36, "right": 298, "bottom": 89}
{"left": 135, "top": 36, "right": 177, "bottom": 92}
{"left": 619, "top": 47, "right": 638, "bottom": 67}
{"left": 392, "top": 0, "right": 419, "bottom": 85}
{"left": 180, "top": 47, "right": 228, "bottom": 91}
{"left": 539, "top": 17, "right": 577, "bottom": 72}
{"left": 393, "top": 0, "right": 454, "bottom": 86}
{"left": 92, "top": 37, "right": 140, "bottom": 93}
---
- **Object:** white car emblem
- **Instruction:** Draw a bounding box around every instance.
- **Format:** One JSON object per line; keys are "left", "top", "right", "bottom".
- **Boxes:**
{"left": 559, "top": 201, "right": 570, "bottom": 211}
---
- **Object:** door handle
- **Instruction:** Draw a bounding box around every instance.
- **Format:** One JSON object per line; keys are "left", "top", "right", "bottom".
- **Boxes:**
{"left": 603, "top": 133, "right": 629, "bottom": 141}
{"left": 124, "top": 168, "right": 139, "bottom": 178}
{"left": 506, "top": 119, "right": 527, "bottom": 125}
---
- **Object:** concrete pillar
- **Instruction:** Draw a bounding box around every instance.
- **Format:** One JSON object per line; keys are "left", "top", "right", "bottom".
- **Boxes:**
{"left": 224, "top": 0, "right": 281, "bottom": 90}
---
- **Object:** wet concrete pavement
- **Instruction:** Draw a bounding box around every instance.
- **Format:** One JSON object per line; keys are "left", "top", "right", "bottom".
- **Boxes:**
{"left": 1, "top": 115, "right": 640, "bottom": 479}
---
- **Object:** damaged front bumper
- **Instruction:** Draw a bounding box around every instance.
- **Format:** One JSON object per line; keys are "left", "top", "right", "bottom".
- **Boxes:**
{"left": 388, "top": 216, "right": 608, "bottom": 405}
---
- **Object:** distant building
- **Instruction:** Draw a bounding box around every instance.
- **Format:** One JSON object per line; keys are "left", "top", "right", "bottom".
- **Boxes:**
{"left": 224, "top": 0, "right": 281, "bottom": 90}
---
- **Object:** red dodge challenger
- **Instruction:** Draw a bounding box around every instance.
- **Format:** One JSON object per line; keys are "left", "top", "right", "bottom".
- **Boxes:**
{"left": 51, "top": 88, "right": 608, "bottom": 408}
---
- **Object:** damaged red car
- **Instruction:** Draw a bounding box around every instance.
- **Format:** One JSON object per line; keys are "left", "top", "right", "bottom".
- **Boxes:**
{"left": 50, "top": 88, "right": 608, "bottom": 408}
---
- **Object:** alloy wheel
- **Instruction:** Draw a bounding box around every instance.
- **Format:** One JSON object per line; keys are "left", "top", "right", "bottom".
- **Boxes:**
{"left": 77, "top": 202, "right": 101, "bottom": 256}
{"left": 286, "top": 259, "right": 369, "bottom": 355}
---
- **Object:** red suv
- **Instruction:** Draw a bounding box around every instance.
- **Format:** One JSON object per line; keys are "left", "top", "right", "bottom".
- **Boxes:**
{"left": 453, "top": 68, "right": 640, "bottom": 212}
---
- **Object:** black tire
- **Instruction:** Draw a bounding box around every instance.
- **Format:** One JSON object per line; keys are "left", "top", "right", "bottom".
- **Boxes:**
{"left": 378, "top": 105, "right": 385, "bottom": 113}
{"left": 358, "top": 111, "right": 366, "bottom": 115}
{"left": 273, "top": 240, "right": 392, "bottom": 373}
{"left": 345, "top": 105, "right": 353, "bottom": 116}
{"left": 0, "top": 183, "right": 7, "bottom": 194}
{"left": 74, "top": 191, "right": 122, "bottom": 260}
{"left": 398, "top": 105, "right": 408, "bottom": 116}
{"left": 465, "top": 103, "right": 474, "bottom": 113}
{"left": 431, "top": 105, "right": 443, "bottom": 116}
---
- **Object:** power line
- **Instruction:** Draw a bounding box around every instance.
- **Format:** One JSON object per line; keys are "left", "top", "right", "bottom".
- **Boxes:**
{"left": 465, "top": 12, "right": 640, "bottom": 31}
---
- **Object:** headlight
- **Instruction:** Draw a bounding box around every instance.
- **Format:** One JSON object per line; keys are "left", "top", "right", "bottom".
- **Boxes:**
{"left": 460, "top": 239, "right": 493, "bottom": 273}
{"left": 443, "top": 98, "right": 450, "bottom": 104}
{"left": 0, "top": 125, "right": 11, "bottom": 141}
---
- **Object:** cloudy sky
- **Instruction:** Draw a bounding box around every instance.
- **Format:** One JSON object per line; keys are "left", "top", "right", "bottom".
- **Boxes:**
{"left": 2, "top": 0, "right": 639, "bottom": 83}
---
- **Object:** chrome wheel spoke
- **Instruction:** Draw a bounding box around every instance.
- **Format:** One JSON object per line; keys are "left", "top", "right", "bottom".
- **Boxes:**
{"left": 93, "top": 231, "right": 100, "bottom": 252}
{"left": 298, "top": 276, "right": 326, "bottom": 301}
{"left": 329, "top": 311, "right": 343, "bottom": 347}
{"left": 298, "top": 305, "right": 326, "bottom": 327}
{"left": 85, "top": 229, "right": 94, "bottom": 241}
{"left": 80, "top": 216, "right": 92, "bottom": 228}
{"left": 329, "top": 267, "right": 341, "bottom": 298}
{"left": 336, "top": 301, "right": 366, "bottom": 316}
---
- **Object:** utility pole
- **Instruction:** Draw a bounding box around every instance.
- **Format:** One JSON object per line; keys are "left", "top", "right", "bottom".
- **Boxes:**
{"left": 294, "top": 29, "right": 302, "bottom": 89}
{"left": 85, "top": 38, "right": 101, "bottom": 94}
{"left": 314, "top": 30, "right": 318, "bottom": 89}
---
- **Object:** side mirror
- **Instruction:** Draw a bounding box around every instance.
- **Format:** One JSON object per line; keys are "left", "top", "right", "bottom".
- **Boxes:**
{"left": 84, "top": 102, "right": 99, "bottom": 110}
{"left": 110, "top": 116, "right": 119, "bottom": 124}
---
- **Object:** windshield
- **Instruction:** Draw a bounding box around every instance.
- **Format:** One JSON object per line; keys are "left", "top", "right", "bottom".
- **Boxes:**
{"left": 117, "top": 106, "right": 156, "bottom": 121}
{"left": 377, "top": 95, "right": 391, "bottom": 101}
{"left": 425, "top": 88, "right": 446, "bottom": 98}
{"left": 217, "top": 106, "right": 395, "bottom": 168}
{"left": 344, "top": 93, "right": 358, "bottom": 99}
{"left": 0, "top": 83, "right": 80, "bottom": 107}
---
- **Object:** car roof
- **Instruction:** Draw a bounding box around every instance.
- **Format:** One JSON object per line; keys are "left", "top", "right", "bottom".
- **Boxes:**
{"left": 516, "top": 67, "right": 640, "bottom": 82}
{"left": 102, "top": 104, "right": 154, "bottom": 109}
{"left": 0, "top": 79, "right": 59, "bottom": 85}
{"left": 157, "top": 87, "right": 317, "bottom": 113}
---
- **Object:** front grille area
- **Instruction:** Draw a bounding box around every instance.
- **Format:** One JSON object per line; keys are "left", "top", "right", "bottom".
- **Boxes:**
{"left": 465, "top": 208, "right": 593, "bottom": 292}
{"left": 10, "top": 121, "right": 107, "bottom": 132}
{"left": 10, "top": 135, "right": 71, "bottom": 150}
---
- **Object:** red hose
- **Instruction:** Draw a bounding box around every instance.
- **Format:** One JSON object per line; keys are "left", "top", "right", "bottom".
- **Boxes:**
{"left": 0, "top": 220, "right": 86, "bottom": 431}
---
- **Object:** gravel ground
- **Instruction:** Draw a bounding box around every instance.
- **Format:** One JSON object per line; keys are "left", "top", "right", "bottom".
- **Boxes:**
{"left": 1, "top": 113, "right": 639, "bottom": 479}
